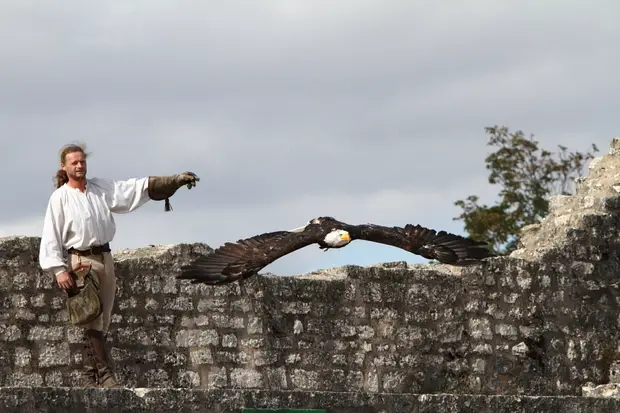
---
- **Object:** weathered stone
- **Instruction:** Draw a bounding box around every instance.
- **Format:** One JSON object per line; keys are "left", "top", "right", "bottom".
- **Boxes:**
{"left": 29, "top": 294, "right": 46, "bottom": 308}
{"left": 189, "top": 348, "right": 213, "bottom": 365}
{"left": 253, "top": 350, "right": 278, "bottom": 367}
{"left": 512, "top": 342, "right": 529, "bottom": 357}
{"left": 14, "top": 309, "right": 36, "bottom": 321}
{"left": 9, "top": 373, "right": 43, "bottom": 387}
{"left": 496, "top": 324, "right": 518, "bottom": 339}
{"left": 582, "top": 382, "right": 620, "bottom": 397}
{"left": 209, "top": 314, "right": 244, "bottom": 329}
{"left": 144, "top": 298, "right": 159, "bottom": 310}
{"left": 176, "top": 370, "right": 201, "bottom": 387}
{"left": 207, "top": 367, "right": 227, "bottom": 388}
{"left": 27, "top": 326, "right": 64, "bottom": 341}
{"left": 293, "top": 319, "right": 303, "bottom": 335}
{"left": 468, "top": 318, "right": 493, "bottom": 340}
{"left": 0, "top": 325, "right": 21, "bottom": 342}
{"left": 610, "top": 361, "right": 620, "bottom": 384}
{"left": 264, "top": 367, "right": 287, "bottom": 388}
{"left": 175, "top": 329, "right": 218, "bottom": 347}
{"left": 230, "top": 369, "right": 263, "bottom": 388}
{"left": 240, "top": 338, "right": 264, "bottom": 349}
{"left": 247, "top": 317, "right": 263, "bottom": 335}
{"left": 13, "top": 347, "right": 31, "bottom": 367}
{"left": 38, "top": 343, "right": 70, "bottom": 367}
{"left": 215, "top": 351, "right": 249, "bottom": 364}
{"left": 290, "top": 369, "right": 319, "bottom": 390}
{"left": 164, "top": 296, "right": 193, "bottom": 311}
{"left": 222, "top": 334, "right": 237, "bottom": 348}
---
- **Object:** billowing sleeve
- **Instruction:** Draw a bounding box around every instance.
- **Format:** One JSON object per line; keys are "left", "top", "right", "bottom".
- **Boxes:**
{"left": 101, "top": 177, "right": 151, "bottom": 213}
{"left": 39, "top": 193, "right": 67, "bottom": 276}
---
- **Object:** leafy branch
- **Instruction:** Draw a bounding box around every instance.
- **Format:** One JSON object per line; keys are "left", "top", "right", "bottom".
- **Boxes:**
{"left": 454, "top": 125, "right": 598, "bottom": 254}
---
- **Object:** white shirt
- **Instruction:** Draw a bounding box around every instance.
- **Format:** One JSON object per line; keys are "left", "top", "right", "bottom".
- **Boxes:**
{"left": 39, "top": 177, "right": 151, "bottom": 276}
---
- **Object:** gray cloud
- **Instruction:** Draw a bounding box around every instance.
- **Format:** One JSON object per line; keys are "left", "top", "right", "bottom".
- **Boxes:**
{"left": 1, "top": 0, "right": 618, "bottom": 275}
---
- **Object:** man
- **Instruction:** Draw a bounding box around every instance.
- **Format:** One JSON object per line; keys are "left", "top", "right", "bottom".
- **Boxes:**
{"left": 39, "top": 143, "right": 199, "bottom": 388}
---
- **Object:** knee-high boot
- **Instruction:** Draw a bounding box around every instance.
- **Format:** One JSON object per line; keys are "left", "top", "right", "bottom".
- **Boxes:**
{"left": 84, "top": 328, "right": 120, "bottom": 388}
{"left": 81, "top": 331, "right": 98, "bottom": 386}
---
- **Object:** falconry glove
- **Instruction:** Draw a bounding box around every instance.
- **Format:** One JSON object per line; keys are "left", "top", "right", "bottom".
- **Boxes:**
{"left": 148, "top": 171, "right": 200, "bottom": 211}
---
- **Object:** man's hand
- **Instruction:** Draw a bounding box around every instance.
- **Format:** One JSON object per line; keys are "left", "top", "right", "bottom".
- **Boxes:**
{"left": 56, "top": 271, "right": 76, "bottom": 290}
{"left": 175, "top": 171, "right": 200, "bottom": 189}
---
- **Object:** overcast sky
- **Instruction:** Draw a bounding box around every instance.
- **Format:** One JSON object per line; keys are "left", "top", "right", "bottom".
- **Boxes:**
{"left": 1, "top": 0, "right": 618, "bottom": 276}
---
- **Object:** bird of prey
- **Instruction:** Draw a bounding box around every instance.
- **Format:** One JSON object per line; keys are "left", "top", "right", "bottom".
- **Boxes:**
{"left": 176, "top": 216, "right": 495, "bottom": 285}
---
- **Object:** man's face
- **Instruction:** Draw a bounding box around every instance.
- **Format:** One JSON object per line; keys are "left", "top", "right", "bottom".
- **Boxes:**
{"left": 62, "top": 151, "right": 87, "bottom": 180}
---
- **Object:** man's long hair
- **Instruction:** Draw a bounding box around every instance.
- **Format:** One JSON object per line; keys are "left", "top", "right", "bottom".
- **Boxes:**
{"left": 54, "top": 143, "right": 89, "bottom": 188}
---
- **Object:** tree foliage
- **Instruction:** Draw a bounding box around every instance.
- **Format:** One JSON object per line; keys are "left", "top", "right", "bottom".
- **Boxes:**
{"left": 454, "top": 125, "right": 599, "bottom": 254}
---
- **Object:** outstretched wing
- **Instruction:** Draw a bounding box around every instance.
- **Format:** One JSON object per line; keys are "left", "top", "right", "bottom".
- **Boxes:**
{"left": 353, "top": 223, "right": 495, "bottom": 265}
{"left": 177, "top": 230, "right": 319, "bottom": 284}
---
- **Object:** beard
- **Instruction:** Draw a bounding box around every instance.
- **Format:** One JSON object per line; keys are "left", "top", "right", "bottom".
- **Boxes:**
{"left": 69, "top": 170, "right": 86, "bottom": 180}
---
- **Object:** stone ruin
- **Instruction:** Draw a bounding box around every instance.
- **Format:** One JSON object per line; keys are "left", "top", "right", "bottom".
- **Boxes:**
{"left": 3, "top": 139, "right": 620, "bottom": 412}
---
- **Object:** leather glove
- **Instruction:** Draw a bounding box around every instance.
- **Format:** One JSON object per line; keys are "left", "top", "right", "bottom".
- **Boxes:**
{"left": 148, "top": 171, "right": 200, "bottom": 211}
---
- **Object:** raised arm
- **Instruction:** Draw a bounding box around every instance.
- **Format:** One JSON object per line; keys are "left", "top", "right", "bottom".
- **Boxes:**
{"left": 96, "top": 177, "right": 151, "bottom": 214}
{"left": 99, "top": 172, "right": 199, "bottom": 213}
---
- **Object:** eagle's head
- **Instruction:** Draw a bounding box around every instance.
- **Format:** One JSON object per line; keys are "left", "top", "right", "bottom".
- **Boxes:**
{"left": 324, "top": 229, "right": 351, "bottom": 247}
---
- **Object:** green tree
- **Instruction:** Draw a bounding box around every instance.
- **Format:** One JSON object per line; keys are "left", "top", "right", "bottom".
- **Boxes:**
{"left": 453, "top": 125, "right": 598, "bottom": 255}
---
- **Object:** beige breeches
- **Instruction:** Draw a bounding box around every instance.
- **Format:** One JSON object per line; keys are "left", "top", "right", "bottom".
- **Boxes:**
{"left": 69, "top": 251, "right": 116, "bottom": 334}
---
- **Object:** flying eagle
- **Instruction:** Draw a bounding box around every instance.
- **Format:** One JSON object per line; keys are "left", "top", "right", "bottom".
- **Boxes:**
{"left": 176, "top": 216, "right": 495, "bottom": 285}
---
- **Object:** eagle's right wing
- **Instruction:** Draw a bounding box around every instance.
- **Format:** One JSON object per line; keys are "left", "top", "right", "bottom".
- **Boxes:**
{"left": 176, "top": 230, "right": 318, "bottom": 284}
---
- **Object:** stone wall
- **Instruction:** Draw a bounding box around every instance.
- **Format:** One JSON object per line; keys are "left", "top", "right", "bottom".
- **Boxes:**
{"left": 3, "top": 138, "right": 620, "bottom": 402}
{"left": 3, "top": 388, "right": 620, "bottom": 413}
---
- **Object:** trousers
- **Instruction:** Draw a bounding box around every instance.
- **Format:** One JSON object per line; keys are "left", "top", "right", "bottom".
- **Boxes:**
{"left": 69, "top": 251, "right": 116, "bottom": 333}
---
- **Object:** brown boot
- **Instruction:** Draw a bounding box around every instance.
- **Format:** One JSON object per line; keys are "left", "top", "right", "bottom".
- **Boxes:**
{"left": 84, "top": 329, "right": 120, "bottom": 388}
{"left": 80, "top": 332, "right": 98, "bottom": 387}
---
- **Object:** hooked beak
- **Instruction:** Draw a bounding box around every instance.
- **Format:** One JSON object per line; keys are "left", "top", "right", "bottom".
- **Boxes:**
{"left": 340, "top": 232, "right": 351, "bottom": 241}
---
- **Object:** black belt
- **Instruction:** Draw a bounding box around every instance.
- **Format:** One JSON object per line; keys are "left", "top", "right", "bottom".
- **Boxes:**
{"left": 68, "top": 243, "right": 111, "bottom": 256}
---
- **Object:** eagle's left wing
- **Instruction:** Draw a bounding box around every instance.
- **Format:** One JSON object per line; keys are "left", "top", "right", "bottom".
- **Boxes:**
{"left": 352, "top": 223, "right": 495, "bottom": 265}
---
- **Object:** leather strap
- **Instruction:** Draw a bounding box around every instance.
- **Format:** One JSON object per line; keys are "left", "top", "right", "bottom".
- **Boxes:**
{"left": 68, "top": 243, "right": 111, "bottom": 256}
